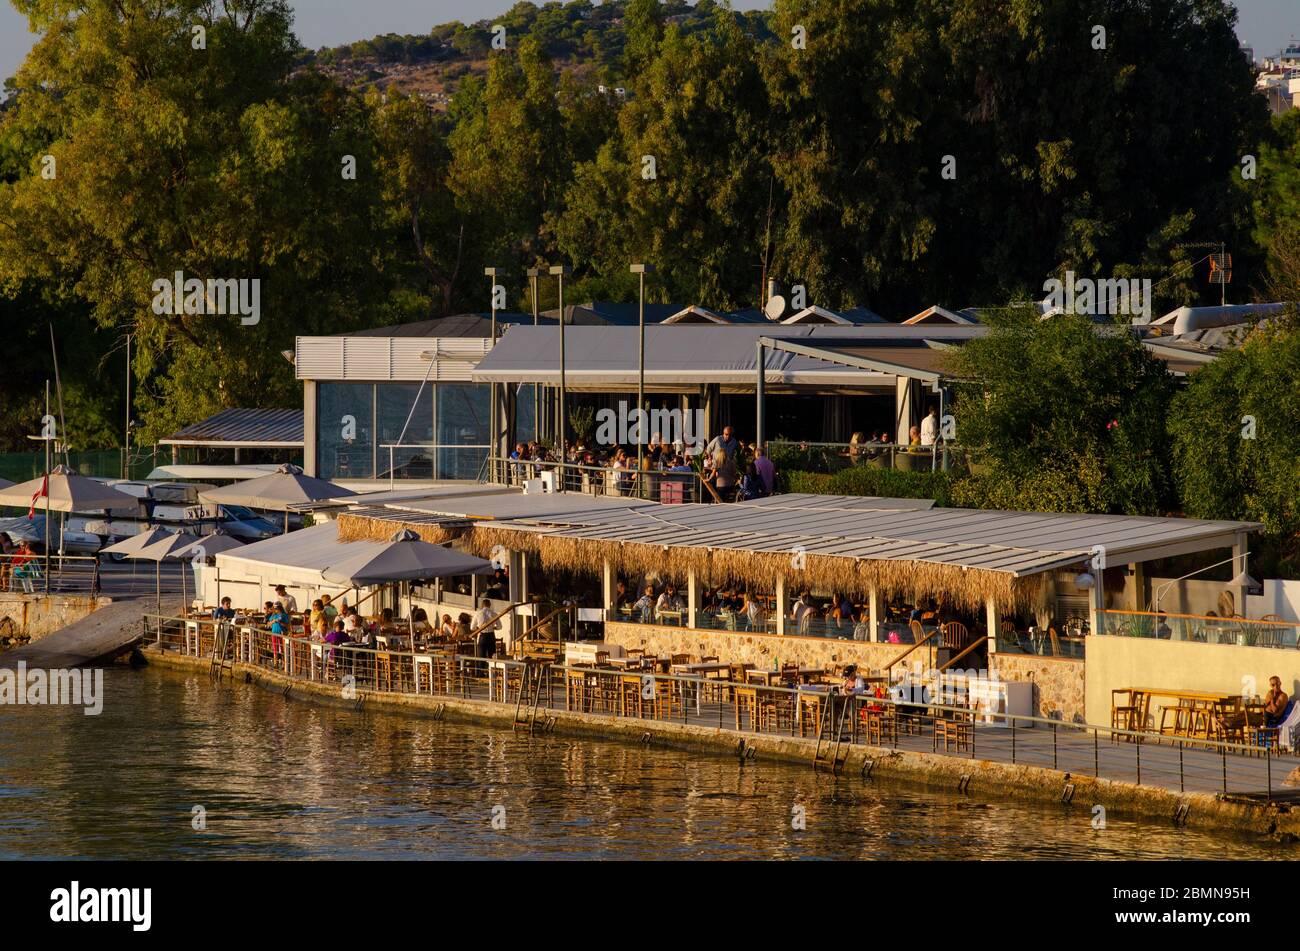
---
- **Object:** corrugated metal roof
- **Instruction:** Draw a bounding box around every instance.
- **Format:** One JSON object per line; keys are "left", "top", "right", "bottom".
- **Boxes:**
{"left": 161, "top": 408, "right": 304, "bottom": 447}
{"left": 353, "top": 491, "right": 1257, "bottom": 577}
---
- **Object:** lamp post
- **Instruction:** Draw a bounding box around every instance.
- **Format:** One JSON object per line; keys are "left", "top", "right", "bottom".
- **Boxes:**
{"left": 629, "top": 264, "right": 654, "bottom": 485}
{"left": 549, "top": 265, "right": 572, "bottom": 484}
{"left": 484, "top": 267, "right": 500, "bottom": 482}
{"left": 526, "top": 266, "right": 543, "bottom": 444}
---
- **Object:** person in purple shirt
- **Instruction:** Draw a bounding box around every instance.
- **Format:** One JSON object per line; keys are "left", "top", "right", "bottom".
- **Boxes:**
{"left": 753, "top": 446, "right": 776, "bottom": 496}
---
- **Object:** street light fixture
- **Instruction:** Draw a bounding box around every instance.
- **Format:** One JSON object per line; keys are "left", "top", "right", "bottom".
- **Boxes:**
{"left": 526, "top": 266, "right": 544, "bottom": 446}
{"left": 484, "top": 267, "right": 500, "bottom": 482}
{"left": 629, "top": 264, "right": 655, "bottom": 486}
{"left": 549, "top": 265, "right": 572, "bottom": 483}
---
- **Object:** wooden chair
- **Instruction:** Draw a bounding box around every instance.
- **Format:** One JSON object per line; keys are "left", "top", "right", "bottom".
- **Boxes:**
{"left": 935, "top": 706, "right": 974, "bottom": 752}
{"left": 1111, "top": 689, "right": 1143, "bottom": 736}
{"left": 619, "top": 675, "right": 646, "bottom": 718}
{"left": 909, "top": 619, "right": 927, "bottom": 643}
{"left": 759, "top": 690, "right": 794, "bottom": 733}
{"left": 734, "top": 686, "right": 759, "bottom": 731}
{"left": 375, "top": 651, "right": 394, "bottom": 692}
{"left": 652, "top": 677, "right": 679, "bottom": 720}
{"left": 670, "top": 653, "right": 692, "bottom": 667}
{"left": 565, "top": 668, "right": 591, "bottom": 713}
{"left": 940, "top": 621, "right": 969, "bottom": 651}
{"left": 863, "top": 705, "right": 897, "bottom": 745}
{"left": 1048, "top": 627, "right": 1062, "bottom": 657}
{"left": 798, "top": 692, "right": 826, "bottom": 738}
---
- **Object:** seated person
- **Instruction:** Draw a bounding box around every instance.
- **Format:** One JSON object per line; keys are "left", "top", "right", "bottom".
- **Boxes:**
{"left": 840, "top": 664, "right": 866, "bottom": 696}
{"left": 1155, "top": 613, "right": 1173, "bottom": 639}
{"left": 212, "top": 597, "right": 236, "bottom": 622}
{"left": 1265, "top": 676, "right": 1289, "bottom": 728}
{"left": 632, "top": 585, "right": 656, "bottom": 623}
{"left": 655, "top": 584, "right": 684, "bottom": 620}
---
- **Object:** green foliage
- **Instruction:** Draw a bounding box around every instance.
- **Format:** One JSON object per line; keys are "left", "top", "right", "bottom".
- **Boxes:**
{"left": 948, "top": 306, "right": 1177, "bottom": 515}
{"left": 777, "top": 466, "right": 952, "bottom": 506}
{"left": 1168, "top": 318, "right": 1300, "bottom": 573}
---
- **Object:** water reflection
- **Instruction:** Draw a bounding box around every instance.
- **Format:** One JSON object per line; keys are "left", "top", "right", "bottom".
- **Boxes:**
{"left": 0, "top": 667, "right": 1287, "bottom": 860}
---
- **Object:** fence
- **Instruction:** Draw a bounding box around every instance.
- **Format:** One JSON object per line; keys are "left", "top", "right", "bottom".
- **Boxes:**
{"left": 767, "top": 440, "right": 975, "bottom": 475}
{"left": 1097, "top": 610, "right": 1300, "bottom": 649}
{"left": 0, "top": 553, "right": 100, "bottom": 595}
{"left": 492, "top": 457, "right": 708, "bottom": 503}
{"left": 145, "top": 614, "right": 1288, "bottom": 799}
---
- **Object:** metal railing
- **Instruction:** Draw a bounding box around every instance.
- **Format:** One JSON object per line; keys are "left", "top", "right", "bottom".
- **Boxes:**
{"left": 0, "top": 553, "right": 101, "bottom": 595}
{"left": 767, "top": 440, "right": 976, "bottom": 474}
{"left": 493, "top": 456, "right": 709, "bottom": 503}
{"left": 144, "top": 613, "right": 1290, "bottom": 800}
{"left": 1097, "top": 609, "right": 1300, "bottom": 649}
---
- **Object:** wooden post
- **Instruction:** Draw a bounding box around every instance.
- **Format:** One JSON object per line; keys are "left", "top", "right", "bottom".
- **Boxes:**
{"left": 868, "top": 585, "right": 880, "bottom": 643}
{"left": 601, "top": 557, "right": 614, "bottom": 614}
{"left": 688, "top": 566, "right": 699, "bottom": 630}
{"left": 775, "top": 575, "right": 787, "bottom": 636}
{"left": 985, "top": 595, "right": 998, "bottom": 656}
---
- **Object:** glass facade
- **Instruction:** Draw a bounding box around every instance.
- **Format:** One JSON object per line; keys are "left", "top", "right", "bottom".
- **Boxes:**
{"left": 317, "top": 382, "right": 491, "bottom": 482}
{"left": 317, "top": 383, "right": 374, "bottom": 480}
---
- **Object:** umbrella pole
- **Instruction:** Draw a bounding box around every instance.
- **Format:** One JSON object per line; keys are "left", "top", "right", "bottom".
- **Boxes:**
{"left": 284, "top": 511, "right": 289, "bottom": 535}
{"left": 407, "top": 581, "right": 415, "bottom": 640}
{"left": 181, "top": 558, "right": 188, "bottom": 615}
{"left": 155, "top": 560, "right": 161, "bottom": 616}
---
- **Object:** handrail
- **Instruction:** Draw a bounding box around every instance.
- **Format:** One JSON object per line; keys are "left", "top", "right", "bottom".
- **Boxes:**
{"left": 513, "top": 606, "right": 567, "bottom": 644}
{"left": 469, "top": 600, "right": 532, "bottom": 640}
{"left": 1099, "top": 608, "right": 1293, "bottom": 627}
{"left": 884, "top": 628, "right": 938, "bottom": 677}
{"left": 937, "top": 635, "right": 989, "bottom": 673}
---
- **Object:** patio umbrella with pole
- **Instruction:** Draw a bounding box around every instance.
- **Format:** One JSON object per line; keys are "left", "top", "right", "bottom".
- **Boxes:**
{"left": 322, "top": 529, "right": 493, "bottom": 639}
{"left": 199, "top": 464, "right": 355, "bottom": 533}
{"left": 0, "top": 465, "right": 137, "bottom": 591}
{"left": 172, "top": 530, "right": 245, "bottom": 608}
{"left": 101, "top": 529, "right": 179, "bottom": 615}
{"left": 135, "top": 532, "right": 205, "bottom": 617}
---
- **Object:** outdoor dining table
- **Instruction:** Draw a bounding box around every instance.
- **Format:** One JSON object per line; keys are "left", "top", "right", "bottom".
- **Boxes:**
{"left": 1123, "top": 686, "right": 1238, "bottom": 737}
{"left": 745, "top": 668, "right": 825, "bottom": 686}
{"left": 670, "top": 662, "right": 732, "bottom": 712}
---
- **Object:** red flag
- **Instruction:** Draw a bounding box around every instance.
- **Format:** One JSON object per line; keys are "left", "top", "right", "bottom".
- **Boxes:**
{"left": 28, "top": 475, "right": 48, "bottom": 519}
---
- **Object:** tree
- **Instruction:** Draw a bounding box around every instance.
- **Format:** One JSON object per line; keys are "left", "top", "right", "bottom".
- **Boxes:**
{"left": 948, "top": 307, "right": 1177, "bottom": 515}
{"left": 1168, "top": 316, "right": 1300, "bottom": 575}
{"left": 0, "top": 1, "right": 391, "bottom": 443}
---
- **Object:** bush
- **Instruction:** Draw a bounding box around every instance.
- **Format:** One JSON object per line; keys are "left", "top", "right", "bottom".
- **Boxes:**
{"left": 777, "top": 466, "right": 952, "bottom": 505}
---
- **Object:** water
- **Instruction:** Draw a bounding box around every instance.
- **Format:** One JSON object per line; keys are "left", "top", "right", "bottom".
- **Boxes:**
{"left": 0, "top": 666, "right": 1287, "bottom": 860}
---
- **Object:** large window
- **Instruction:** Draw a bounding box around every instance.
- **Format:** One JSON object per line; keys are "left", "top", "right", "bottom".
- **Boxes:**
{"left": 316, "top": 382, "right": 492, "bottom": 481}
{"left": 377, "top": 383, "right": 434, "bottom": 480}
{"left": 436, "top": 384, "right": 490, "bottom": 480}
{"left": 317, "top": 383, "right": 374, "bottom": 480}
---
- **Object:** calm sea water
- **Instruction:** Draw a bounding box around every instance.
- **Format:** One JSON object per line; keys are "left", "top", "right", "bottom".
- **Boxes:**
{"left": 0, "top": 666, "right": 1287, "bottom": 860}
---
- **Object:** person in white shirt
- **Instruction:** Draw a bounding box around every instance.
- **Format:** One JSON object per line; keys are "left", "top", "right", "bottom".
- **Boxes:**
{"left": 274, "top": 585, "right": 298, "bottom": 615}
{"left": 655, "top": 584, "right": 683, "bottom": 620}
{"left": 792, "top": 592, "right": 814, "bottom": 635}
{"left": 920, "top": 408, "right": 939, "bottom": 447}
{"left": 472, "top": 597, "right": 500, "bottom": 634}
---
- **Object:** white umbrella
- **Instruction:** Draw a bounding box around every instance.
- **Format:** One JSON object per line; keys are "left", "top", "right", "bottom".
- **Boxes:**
{"left": 172, "top": 531, "right": 245, "bottom": 608}
{"left": 322, "top": 529, "right": 493, "bottom": 639}
{"left": 199, "top": 464, "right": 354, "bottom": 531}
{"left": 0, "top": 465, "right": 137, "bottom": 513}
{"left": 131, "top": 532, "right": 202, "bottom": 615}
{"left": 101, "top": 527, "right": 175, "bottom": 557}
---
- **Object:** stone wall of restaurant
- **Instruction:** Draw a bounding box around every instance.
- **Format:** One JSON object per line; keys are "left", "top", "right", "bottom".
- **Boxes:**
{"left": 604, "top": 621, "right": 903, "bottom": 675}
{"left": 988, "top": 653, "right": 1086, "bottom": 724}
{"left": 604, "top": 621, "right": 1088, "bottom": 723}
{"left": 0, "top": 594, "right": 107, "bottom": 645}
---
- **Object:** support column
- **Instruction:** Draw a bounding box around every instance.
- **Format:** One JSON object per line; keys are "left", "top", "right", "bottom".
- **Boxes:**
{"left": 1129, "top": 562, "right": 1144, "bottom": 611}
{"left": 868, "top": 585, "right": 880, "bottom": 643}
{"left": 755, "top": 340, "right": 765, "bottom": 449}
{"left": 508, "top": 551, "right": 524, "bottom": 603}
{"left": 894, "top": 377, "right": 914, "bottom": 446}
{"left": 601, "top": 557, "right": 614, "bottom": 615}
{"left": 687, "top": 566, "right": 699, "bottom": 630}
{"left": 985, "top": 595, "right": 998, "bottom": 656}
{"left": 775, "top": 575, "right": 787, "bottom": 636}
{"left": 1233, "top": 533, "right": 1249, "bottom": 618}
{"left": 302, "top": 380, "right": 318, "bottom": 476}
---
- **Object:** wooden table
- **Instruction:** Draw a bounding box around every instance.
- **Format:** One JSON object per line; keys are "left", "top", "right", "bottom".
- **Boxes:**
{"left": 1124, "top": 686, "right": 1238, "bottom": 737}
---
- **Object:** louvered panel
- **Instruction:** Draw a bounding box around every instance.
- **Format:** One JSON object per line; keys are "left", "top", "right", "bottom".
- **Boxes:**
{"left": 295, "top": 338, "right": 345, "bottom": 379}
{"left": 341, "top": 339, "right": 391, "bottom": 380}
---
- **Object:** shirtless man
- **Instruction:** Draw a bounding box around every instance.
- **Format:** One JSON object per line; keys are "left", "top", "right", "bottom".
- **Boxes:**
{"left": 1264, "top": 676, "right": 1289, "bottom": 727}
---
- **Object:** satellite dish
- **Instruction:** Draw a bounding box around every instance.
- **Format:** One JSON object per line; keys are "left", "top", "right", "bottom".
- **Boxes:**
{"left": 763, "top": 296, "right": 787, "bottom": 321}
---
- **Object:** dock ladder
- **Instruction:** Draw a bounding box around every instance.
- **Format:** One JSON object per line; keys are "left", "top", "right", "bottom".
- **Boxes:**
{"left": 813, "top": 693, "right": 853, "bottom": 775}
{"left": 209, "top": 621, "right": 234, "bottom": 683}
{"left": 513, "top": 659, "right": 550, "bottom": 734}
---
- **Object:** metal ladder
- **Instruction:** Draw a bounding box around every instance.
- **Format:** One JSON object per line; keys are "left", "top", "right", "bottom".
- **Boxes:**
{"left": 513, "top": 660, "right": 549, "bottom": 734}
{"left": 813, "top": 693, "right": 853, "bottom": 775}
{"left": 209, "top": 621, "right": 233, "bottom": 683}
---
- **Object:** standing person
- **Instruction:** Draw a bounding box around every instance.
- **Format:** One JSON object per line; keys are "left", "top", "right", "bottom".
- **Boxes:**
{"left": 753, "top": 446, "right": 776, "bottom": 496}
{"left": 320, "top": 593, "right": 338, "bottom": 627}
{"left": 268, "top": 601, "right": 289, "bottom": 668}
{"left": 472, "top": 597, "right": 499, "bottom": 658}
{"left": 921, "top": 407, "right": 939, "bottom": 447}
{"left": 274, "top": 585, "right": 298, "bottom": 615}
{"left": 705, "top": 425, "right": 738, "bottom": 462}
{"left": 704, "top": 447, "right": 737, "bottom": 502}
